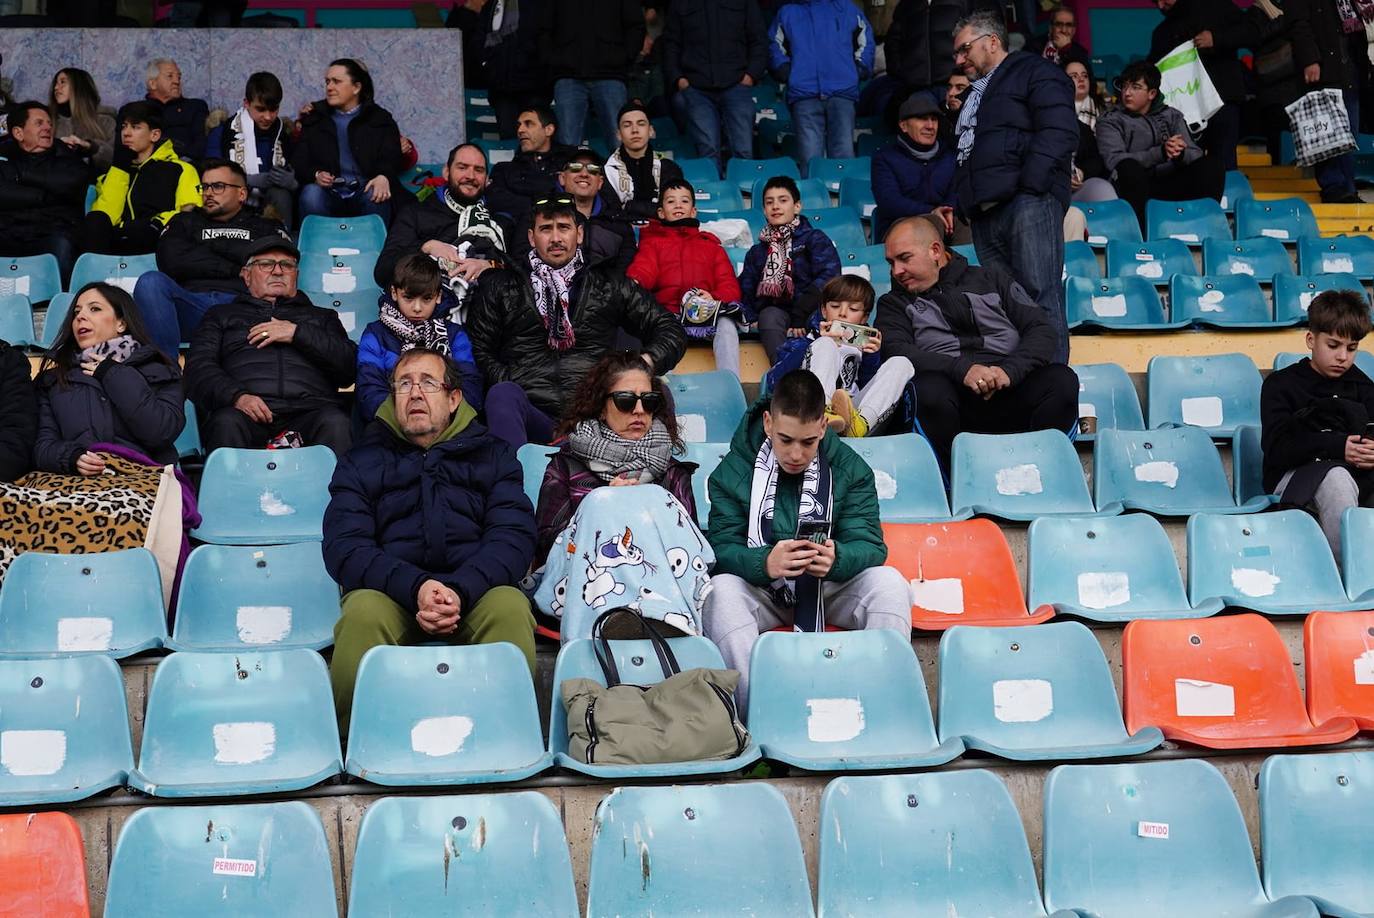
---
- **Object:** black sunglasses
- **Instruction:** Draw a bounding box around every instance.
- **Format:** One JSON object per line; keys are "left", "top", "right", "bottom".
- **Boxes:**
{"left": 608, "top": 390, "right": 663, "bottom": 413}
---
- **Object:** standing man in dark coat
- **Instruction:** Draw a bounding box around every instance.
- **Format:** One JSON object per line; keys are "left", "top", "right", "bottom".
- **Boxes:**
{"left": 538, "top": 0, "right": 645, "bottom": 150}
{"left": 449, "top": 0, "right": 551, "bottom": 140}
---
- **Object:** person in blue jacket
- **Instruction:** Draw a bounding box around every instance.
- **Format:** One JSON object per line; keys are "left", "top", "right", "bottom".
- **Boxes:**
{"left": 355, "top": 253, "right": 484, "bottom": 421}
{"left": 768, "top": 0, "right": 875, "bottom": 174}
{"left": 872, "top": 94, "right": 961, "bottom": 244}
{"left": 739, "top": 176, "right": 842, "bottom": 362}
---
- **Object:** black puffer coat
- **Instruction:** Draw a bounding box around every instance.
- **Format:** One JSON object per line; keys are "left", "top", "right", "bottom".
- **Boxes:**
{"left": 291, "top": 101, "right": 405, "bottom": 191}
{"left": 0, "top": 339, "right": 37, "bottom": 481}
{"left": 0, "top": 141, "right": 90, "bottom": 245}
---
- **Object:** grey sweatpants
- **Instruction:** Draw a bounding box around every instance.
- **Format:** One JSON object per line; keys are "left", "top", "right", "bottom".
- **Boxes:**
{"left": 712, "top": 316, "right": 744, "bottom": 379}
{"left": 1278, "top": 466, "right": 1367, "bottom": 565}
{"left": 702, "top": 566, "right": 913, "bottom": 712}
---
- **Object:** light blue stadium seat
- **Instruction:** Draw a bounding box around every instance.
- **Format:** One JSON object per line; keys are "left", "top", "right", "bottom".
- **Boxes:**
{"left": 1260, "top": 752, "right": 1374, "bottom": 918}
{"left": 516, "top": 442, "right": 558, "bottom": 508}
{"left": 1147, "top": 352, "right": 1262, "bottom": 436}
{"left": 348, "top": 792, "right": 578, "bottom": 916}
{"left": 587, "top": 783, "right": 814, "bottom": 917}
{"left": 676, "top": 156, "right": 721, "bottom": 185}
{"left": 810, "top": 156, "right": 871, "bottom": 192}
{"left": 727, "top": 155, "right": 801, "bottom": 193}
{"left": 345, "top": 643, "right": 551, "bottom": 785}
{"left": 1063, "top": 239, "right": 1100, "bottom": 279}
{"left": 1072, "top": 362, "right": 1144, "bottom": 440}
{"left": 106, "top": 801, "right": 336, "bottom": 917}
{"left": 938, "top": 621, "right": 1163, "bottom": 760}
{"left": 1187, "top": 509, "right": 1365, "bottom": 614}
{"left": 949, "top": 429, "right": 1100, "bottom": 520}
{"left": 1222, "top": 170, "right": 1254, "bottom": 212}
{"left": 1232, "top": 424, "right": 1273, "bottom": 507}
{"left": 699, "top": 208, "right": 764, "bottom": 248}
{"left": 1237, "top": 196, "right": 1320, "bottom": 241}
{"left": 665, "top": 370, "right": 747, "bottom": 442}
{"left": 0, "top": 294, "right": 35, "bottom": 345}
{"left": 0, "top": 253, "right": 62, "bottom": 303}
{"left": 298, "top": 213, "right": 386, "bottom": 253}
{"left": 1299, "top": 234, "right": 1374, "bottom": 278}
{"left": 68, "top": 252, "right": 156, "bottom": 294}
{"left": 691, "top": 179, "right": 744, "bottom": 213}
{"left": 1204, "top": 237, "right": 1296, "bottom": 278}
{"left": 1170, "top": 274, "right": 1273, "bottom": 327}
{"left": 1066, "top": 276, "right": 1171, "bottom": 329}
{"left": 1043, "top": 759, "right": 1321, "bottom": 918}
{"left": 844, "top": 433, "right": 954, "bottom": 522}
{"left": 476, "top": 138, "right": 520, "bottom": 166}
{"left": 313, "top": 288, "right": 380, "bottom": 341}
{"left": 1341, "top": 507, "right": 1374, "bottom": 603}
{"left": 1272, "top": 350, "right": 1374, "bottom": 376}
{"left": 548, "top": 636, "right": 761, "bottom": 777}
{"left": 192, "top": 445, "right": 336, "bottom": 544}
{"left": 174, "top": 399, "right": 202, "bottom": 458}
{"left": 951, "top": 243, "right": 980, "bottom": 265}
{"left": 0, "top": 655, "right": 133, "bottom": 806}
{"left": 683, "top": 441, "right": 728, "bottom": 527}
{"left": 856, "top": 132, "right": 885, "bottom": 157}
{"left": 752, "top": 176, "right": 829, "bottom": 210}
{"left": 1147, "top": 197, "right": 1231, "bottom": 245}
{"left": 0, "top": 548, "right": 166, "bottom": 657}
{"left": 819, "top": 771, "right": 1060, "bottom": 917}
{"left": 747, "top": 630, "right": 963, "bottom": 770}
{"left": 724, "top": 245, "right": 751, "bottom": 273}
{"left": 169, "top": 543, "right": 341, "bottom": 652}
{"left": 1028, "top": 514, "right": 1217, "bottom": 621}
{"left": 1074, "top": 198, "right": 1142, "bottom": 247}
{"left": 802, "top": 206, "right": 867, "bottom": 254}
{"left": 838, "top": 176, "right": 876, "bottom": 221}
{"left": 1093, "top": 425, "right": 1274, "bottom": 516}
{"left": 839, "top": 247, "right": 891, "bottom": 294}
{"left": 128, "top": 648, "right": 341, "bottom": 797}
{"left": 650, "top": 115, "right": 679, "bottom": 140}
{"left": 38, "top": 291, "right": 72, "bottom": 347}
{"left": 1273, "top": 273, "right": 1366, "bottom": 325}
{"left": 299, "top": 250, "right": 381, "bottom": 296}
{"left": 1106, "top": 239, "right": 1197, "bottom": 283}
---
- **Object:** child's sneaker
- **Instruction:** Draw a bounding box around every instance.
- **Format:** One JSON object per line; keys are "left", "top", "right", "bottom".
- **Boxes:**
{"left": 827, "top": 390, "right": 852, "bottom": 434}
{"left": 847, "top": 408, "right": 869, "bottom": 438}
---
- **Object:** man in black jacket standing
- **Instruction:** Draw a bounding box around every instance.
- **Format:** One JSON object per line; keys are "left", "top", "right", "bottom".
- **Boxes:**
{"left": 539, "top": 0, "right": 645, "bottom": 149}
{"left": 0, "top": 102, "right": 89, "bottom": 285}
{"left": 185, "top": 238, "right": 357, "bottom": 455}
{"left": 467, "top": 198, "right": 685, "bottom": 448}
{"left": 134, "top": 159, "right": 291, "bottom": 357}
{"left": 485, "top": 105, "right": 576, "bottom": 222}
{"left": 448, "top": 0, "right": 551, "bottom": 139}
{"left": 886, "top": 0, "right": 1002, "bottom": 117}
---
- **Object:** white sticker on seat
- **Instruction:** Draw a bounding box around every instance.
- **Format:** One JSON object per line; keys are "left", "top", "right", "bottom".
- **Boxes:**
{"left": 327, "top": 247, "right": 361, "bottom": 256}
{"left": 1171, "top": 233, "right": 1200, "bottom": 243}
{"left": 1138, "top": 821, "right": 1170, "bottom": 839}
{"left": 862, "top": 203, "right": 876, "bottom": 217}
{"left": 1299, "top": 291, "right": 1316, "bottom": 311}
{"left": 1087, "top": 235, "right": 1107, "bottom": 245}
{"left": 0, "top": 276, "right": 31, "bottom": 296}
{"left": 1229, "top": 261, "right": 1255, "bottom": 275}
{"left": 259, "top": 490, "right": 296, "bottom": 516}
{"left": 1261, "top": 228, "right": 1290, "bottom": 239}
{"left": 212, "top": 722, "right": 276, "bottom": 764}
{"left": 1220, "top": 195, "right": 1229, "bottom": 209}
{"left": 1091, "top": 294, "right": 1128, "bottom": 317}
{"left": 1137, "top": 261, "right": 1164, "bottom": 279}
{"left": 872, "top": 469, "right": 897, "bottom": 500}
{"left": 57, "top": 617, "right": 113, "bottom": 651}
{"left": 1134, "top": 460, "right": 1180, "bottom": 488}
{"left": 842, "top": 264, "right": 872, "bottom": 281}
{"left": 212, "top": 858, "right": 257, "bottom": 877}
{"left": 679, "top": 414, "right": 707, "bottom": 442}
{"left": 1174, "top": 678, "right": 1236, "bottom": 716}
{"left": 411, "top": 715, "right": 474, "bottom": 757}
{"left": 235, "top": 606, "right": 292, "bottom": 644}
{"left": 104, "top": 276, "right": 137, "bottom": 294}
{"left": 0, "top": 729, "right": 67, "bottom": 776}
{"left": 1180, "top": 396, "right": 1223, "bottom": 428}
{"left": 1354, "top": 650, "right": 1374, "bottom": 685}
{"left": 1231, "top": 567, "right": 1280, "bottom": 597}
{"left": 1198, "top": 289, "right": 1226, "bottom": 312}
{"left": 993, "top": 679, "right": 1053, "bottom": 722}
{"left": 995, "top": 464, "right": 1043, "bottom": 496}
{"left": 489, "top": 148, "right": 516, "bottom": 164}
{"left": 320, "top": 271, "right": 356, "bottom": 293}
{"left": 1077, "top": 571, "right": 1131, "bottom": 609}
{"left": 1323, "top": 256, "right": 1355, "bottom": 273}
{"left": 806, "top": 698, "right": 866, "bottom": 742}
{"left": 909, "top": 577, "right": 964, "bottom": 614}
{"left": 338, "top": 311, "right": 356, "bottom": 333}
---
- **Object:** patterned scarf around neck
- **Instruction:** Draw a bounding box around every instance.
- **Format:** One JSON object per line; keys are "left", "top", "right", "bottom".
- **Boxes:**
{"left": 567, "top": 417, "right": 674, "bottom": 484}
{"left": 379, "top": 294, "right": 450, "bottom": 355}
{"left": 757, "top": 218, "right": 798, "bottom": 300}
{"left": 528, "top": 247, "right": 583, "bottom": 352}
{"left": 486, "top": 0, "right": 520, "bottom": 47}
{"left": 1336, "top": 0, "right": 1374, "bottom": 32}
{"left": 956, "top": 71, "right": 992, "bottom": 165}
{"left": 604, "top": 145, "right": 663, "bottom": 206}
{"left": 80, "top": 333, "right": 138, "bottom": 366}
{"left": 440, "top": 188, "right": 506, "bottom": 251}
{"left": 747, "top": 437, "right": 834, "bottom": 631}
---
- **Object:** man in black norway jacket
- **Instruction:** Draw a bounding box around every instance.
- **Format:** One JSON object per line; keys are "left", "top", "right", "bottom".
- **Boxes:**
{"left": 185, "top": 238, "right": 357, "bottom": 456}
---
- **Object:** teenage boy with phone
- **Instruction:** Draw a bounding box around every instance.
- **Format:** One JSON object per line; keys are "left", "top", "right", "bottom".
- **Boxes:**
{"left": 700, "top": 369, "right": 913, "bottom": 709}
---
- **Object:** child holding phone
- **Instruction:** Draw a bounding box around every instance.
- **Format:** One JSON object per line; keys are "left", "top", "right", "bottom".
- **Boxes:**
{"left": 765, "top": 274, "right": 914, "bottom": 437}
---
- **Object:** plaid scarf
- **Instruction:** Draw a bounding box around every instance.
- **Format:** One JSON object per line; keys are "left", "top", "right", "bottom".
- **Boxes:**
{"left": 757, "top": 218, "right": 797, "bottom": 299}
{"left": 80, "top": 333, "right": 139, "bottom": 366}
{"left": 528, "top": 248, "right": 582, "bottom": 352}
{"left": 567, "top": 417, "right": 674, "bottom": 484}
{"left": 747, "top": 438, "right": 833, "bottom": 631}
{"left": 378, "top": 294, "right": 450, "bottom": 355}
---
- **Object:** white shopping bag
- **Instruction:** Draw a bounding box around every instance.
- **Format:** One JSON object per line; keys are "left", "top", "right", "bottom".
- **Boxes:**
{"left": 1156, "top": 41, "right": 1224, "bottom": 132}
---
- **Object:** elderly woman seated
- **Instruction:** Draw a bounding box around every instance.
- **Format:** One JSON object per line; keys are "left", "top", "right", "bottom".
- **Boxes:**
{"left": 532, "top": 351, "right": 713, "bottom": 642}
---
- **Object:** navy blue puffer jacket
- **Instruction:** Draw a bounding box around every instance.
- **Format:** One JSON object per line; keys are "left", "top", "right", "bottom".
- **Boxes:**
{"left": 738, "top": 215, "right": 842, "bottom": 326}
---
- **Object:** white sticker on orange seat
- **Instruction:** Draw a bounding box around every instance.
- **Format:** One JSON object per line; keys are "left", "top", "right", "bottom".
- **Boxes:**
{"left": 1354, "top": 650, "right": 1374, "bottom": 685}
{"left": 909, "top": 577, "right": 964, "bottom": 615}
{"left": 1174, "top": 678, "right": 1236, "bottom": 717}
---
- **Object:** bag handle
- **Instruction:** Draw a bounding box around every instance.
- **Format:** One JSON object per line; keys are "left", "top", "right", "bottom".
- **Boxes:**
{"left": 590, "top": 607, "right": 681, "bottom": 687}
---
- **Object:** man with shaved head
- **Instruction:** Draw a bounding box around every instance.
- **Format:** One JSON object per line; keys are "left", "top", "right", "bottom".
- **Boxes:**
{"left": 875, "top": 215, "right": 1077, "bottom": 471}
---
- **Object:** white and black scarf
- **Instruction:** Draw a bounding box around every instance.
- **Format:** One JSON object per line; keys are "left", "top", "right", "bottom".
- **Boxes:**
{"left": 440, "top": 188, "right": 506, "bottom": 251}
{"left": 528, "top": 248, "right": 582, "bottom": 352}
{"left": 603, "top": 146, "right": 663, "bottom": 206}
{"left": 379, "top": 295, "right": 450, "bottom": 355}
{"left": 567, "top": 417, "right": 674, "bottom": 484}
{"left": 80, "top": 333, "right": 139, "bottom": 366}
{"left": 747, "top": 438, "right": 833, "bottom": 631}
{"left": 227, "top": 108, "right": 287, "bottom": 175}
{"left": 757, "top": 218, "right": 797, "bottom": 300}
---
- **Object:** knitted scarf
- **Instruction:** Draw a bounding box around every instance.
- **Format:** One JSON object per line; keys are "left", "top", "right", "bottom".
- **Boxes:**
{"left": 567, "top": 417, "right": 674, "bottom": 484}
{"left": 440, "top": 188, "right": 506, "bottom": 251}
{"left": 1335, "top": 0, "right": 1374, "bottom": 32}
{"left": 378, "top": 294, "right": 450, "bottom": 355}
{"left": 603, "top": 145, "right": 663, "bottom": 206}
{"left": 757, "top": 218, "right": 798, "bottom": 300}
{"left": 80, "top": 333, "right": 139, "bottom": 366}
{"left": 747, "top": 438, "right": 833, "bottom": 631}
{"left": 227, "top": 109, "right": 287, "bottom": 175}
{"left": 528, "top": 248, "right": 582, "bottom": 352}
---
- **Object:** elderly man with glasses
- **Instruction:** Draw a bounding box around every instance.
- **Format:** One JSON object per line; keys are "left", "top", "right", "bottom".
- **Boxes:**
{"left": 321, "top": 345, "right": 537, "bottom": 734}
{"left": 184, "top": 237, "right": 357, "bottom": 455}
{"left": 133, "top": 158, "right": 292, "bottom": 357}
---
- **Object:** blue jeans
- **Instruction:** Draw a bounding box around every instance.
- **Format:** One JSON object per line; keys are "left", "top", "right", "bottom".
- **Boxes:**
{"left": 484, "top": 381, "right": 556, "bottom": 449}
{"left": 791, "top": 96, "right": 856, "bottom": 176}
{"left": 133, "top": 271, "right": 237, "bottom": 357}
{"left": 971, "top": 192, "right": 1069, "bottom": 365}
{"left": 298, "top": 183, "right": 392, "bottom": 227}
{"left": 1316, "top": 88, "right": 1361, "bottom": 198}
{"left": 553, "top": 78, "right": 627, "bottom": 150}
{"left": 674, "top": 84, "right": 755, "bottom": 168}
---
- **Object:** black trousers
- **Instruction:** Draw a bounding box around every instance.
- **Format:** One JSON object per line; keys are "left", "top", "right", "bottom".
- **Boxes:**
{"left": 1113, "top": 154, "right": 1227, "bottom": 226}
{"left": 202, "top": 404, "right": 353, "bottom": 457}
{"left": 915, "top": 363, "right": 1080, "bottom": 472}
{"left": 79, "top": 211, "right": 161, "bottom": 256}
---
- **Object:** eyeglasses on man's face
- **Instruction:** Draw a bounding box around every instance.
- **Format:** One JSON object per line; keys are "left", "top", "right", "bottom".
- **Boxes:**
{"left": 953, "top": 33, "right": 991, "bottom": 59}
{"left": 198, "top": 181, "right": 245, "bottom": 194}
{"left": 246, "top": 258, "right": 299, "bottom": 273}
{"left": 393, "top": 377, "right": 450, "bottom": 395}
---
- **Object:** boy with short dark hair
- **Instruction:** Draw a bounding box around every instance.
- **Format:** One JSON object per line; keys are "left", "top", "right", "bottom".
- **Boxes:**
{"left": 1261, "top": 289, "right": 1374, "bottom": 559}
{"left": 207, "top": 71, "right": 298, "bottom": 225}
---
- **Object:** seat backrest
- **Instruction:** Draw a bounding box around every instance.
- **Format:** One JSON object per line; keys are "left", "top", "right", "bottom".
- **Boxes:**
{"left": 843, "top": 433, "right": 951, "bottom": 522}
{"left": 1066, "top": 276, "right": 1167, "bottom": 328}
{"left": 951, "top": 243, "right": 979, "bottom": 265}
{"left": 838, "top": 177, "right": 875, "bottom": 217}
{"left": 298, "top": 213, "right": 386, "bottom": 253}
{"left": 681, "top": 441, "right": 728, "bottom": 528}
{"left": 0, "top": 254, "right": 62, "bottom": 303}
{"left": 949, "top": 429, "right": 1094, "bottom": 519}
{"left": 348, "top": 792, "right": 578, "bottom": 916}
{"left": 174, "top": 399, "right": 202, "bottom": 458}
{"left": 691, "top": 179, "right": 743, "bottom": 213}
{"left": 1260, "top": 752, "right": 1374, "bottom": 914}
{"left": 1298, "top": 234, "right": 1374, "bottom": 278}
{"left": 587, "top": 783, "right": 814, "bottom": 916}
{"left": 345, "top": 643, "right": 548, "bottom": 784}
{"left": 1169, "top": 274, "right": 1271, "bottom": 326}
{"left": 665, "top": 370, "right": 747, "bottom": 443}
{"left": 106, "top": 801, "right": 336, "bottom": 916}
{"left": 171, "top": 542, "right": 341, "bottom": 651}
{"left": 1231, "top": 424, "right": 1269, "bottom": 506}
{"left": 752, "top": 176, "right": 828, "bottom": 209}
{"left": 314, "top": 289, "right": 379, "bottom": 341}
{"left": 1146, "top": 352, "right": 1261, "bottom": 436}
{"left": 0, "top": 655, "right": 133, "bottom": 806}
{"left": 1237, "top": 195, "right": 1319, "bottom": 241}
{"left": 1043, "top": 759, "right": 1271, "bottom": 916}
{"left": 1146, "top": 198, "right": 1231, "bottom": 244}
{"left": 0, "top": 295, "right": 36, "bottom": 346}
{"left": 1272, "top": 272, "right": 1365, "bottom": 324}
{"left": 676, "top": 157, "right": 721, "bottom": 184}
{"left": 1063, "top": 240, "right": 1100, "bottom": 279}
{"left": 1221, "top": 170, "right": 1253, "bottom": 212}
{"left": 1304, "top": 609, "right": 1374, "bottom": 729}
{"left": 38, "top": 292, "right": 74, "bottom": 348}
{"left": 1027, "top": 514, "right": 1193, "bottom": 621}
{"left": 810, "top": 156, "right": 872, "bottom": 191}
{"left": 1072, "top": 362, "right": 1144, "bottom": 438}
{"left": 68, "top": 252, "right": 155, "bottom": 294}
{"left": 1185, "top": 509, "right": 1348, "bottom": 611}
{"left": 1073, "top": 199, "right": 1142, "bottom": 246}
{"left": 818, "top": 771, "right": 1048, "bottom": 917}
{"left": 1105, "top": 239, "right": 1196, "bottom": 283}
{"left": 0, "top": 812, "right": 90, "bottom": 917}
{"left": 726, "top": 155, "right": 801, "bottom": 191}
{"left": 516, "top": 443, "right": 558, "bottom": 509}
{"left": 193, "top": 445, "right": 336, "bottom": 544}
{"left": 299, "top": 250, "right": 381, "bottom": 296}
{"left": 1092, "top": 425, "right": 1236, "bottom": 514}
{"left": 1343, "top": 508, "right": 1374, "bottom": 602}
{"left": 1202, "top": 236, "right": 1295, "bottom": 278}
{"left": 0, "top": 548, "right": 165, "bottom": 657}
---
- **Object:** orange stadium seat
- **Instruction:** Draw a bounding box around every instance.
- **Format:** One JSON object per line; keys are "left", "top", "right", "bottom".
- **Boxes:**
{"left": 0, "top": 812, "right": 90, "bottom": 917}
{"left": 1304, "top": 610, "right": 1374, "bottom": 731}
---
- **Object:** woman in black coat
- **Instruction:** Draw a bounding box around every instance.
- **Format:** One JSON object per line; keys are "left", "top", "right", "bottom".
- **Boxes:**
{"left": 0, "top": 339, "right": 36, "bottom": 481}
{"left": 34, "top": 282, "right": 185, "bottom": 473}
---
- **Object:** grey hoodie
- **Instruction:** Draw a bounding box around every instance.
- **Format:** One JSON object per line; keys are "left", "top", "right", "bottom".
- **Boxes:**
{"left": 1095, "top": 101, "right": 1203, "bottom": 177}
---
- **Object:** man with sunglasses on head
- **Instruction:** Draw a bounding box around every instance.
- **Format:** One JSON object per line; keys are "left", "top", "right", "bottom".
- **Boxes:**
{"left": 508, "top": 148, "right": 637, "bottom": 271}
{"left": 185, "top": 237, "right": 357, "bottom": 456}
{"left": 134, "top": 158, "right": 291, "bottom": 358}
{"left": 468, "top": 196, "right": 685, "bottom": 448}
